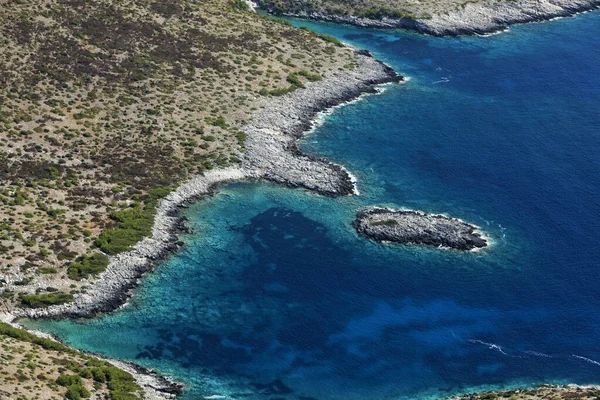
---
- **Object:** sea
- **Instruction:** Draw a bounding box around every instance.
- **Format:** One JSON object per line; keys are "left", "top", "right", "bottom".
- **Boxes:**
{"left": 25, "top": 11, "right": 600, "bottom": 400}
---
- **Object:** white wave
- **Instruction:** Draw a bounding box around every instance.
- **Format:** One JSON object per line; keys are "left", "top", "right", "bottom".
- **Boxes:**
{"left": 432, "top": 77, "right": 451, "bottom": 84}
{"left": 524, "top": 350, "right": 554, "bottom": 358}
{"left": 468, "top": 339, "right": 508, "bottom": 355}
{"left": 572, "top": 354, "right": 600, "bottom": 366}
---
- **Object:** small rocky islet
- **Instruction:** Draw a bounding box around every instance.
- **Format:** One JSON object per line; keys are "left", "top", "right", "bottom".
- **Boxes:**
{"left": 353, "top": 207, "right": 488, "bottom": 251}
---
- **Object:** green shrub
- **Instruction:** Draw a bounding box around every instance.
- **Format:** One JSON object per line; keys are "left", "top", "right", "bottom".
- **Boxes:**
{"left": 20, "top": 292, "right": 74, "bottom": 308}
{"left": 37, "top": 267, "right": 57, "bottom": 274}
{"left": 66, "top": 383, "right": 90, "bottom": 400}
{"left": 56, "top": 374, "right": 82, "bottom": 387}
{"left": 229, "top": 0, "right": 249, "bottom": 11}
{"left": 357, "top": 7, "right": 415, "bottom": 20}
{"left": 95, "top": 186, "right": 172, "bottom": 255}
{"left": 90, "top": 366, "right": 141, "bottom": 398}
{"left": 286, "top": 73, "right": 304, "bottom": 88}
{"left": 79, "top": 368, "right": 92, "bottom": 379}
{"left": 0, "top": 322, "right": 75, "bottom": 353}
{"left": 297, "top": 70, "right": 322, "bottom": 82}
{"left": 317, "top": 33, "right": 344, "bottom": 47}
{"left": 92, "top": 368, "right": 107, "bottom": 382}
{"left": 68, "top": 253, "right": 109, "bottom": 280}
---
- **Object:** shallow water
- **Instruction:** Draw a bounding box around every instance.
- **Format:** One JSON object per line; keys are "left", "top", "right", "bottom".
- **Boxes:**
{"left": 27, "top": 12, "right": 600, "bottom": 400}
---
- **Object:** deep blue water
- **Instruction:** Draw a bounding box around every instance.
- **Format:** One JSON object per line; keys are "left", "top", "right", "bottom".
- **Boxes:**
{"left": 27, "top": 13, "right": 600, "bottom": 400}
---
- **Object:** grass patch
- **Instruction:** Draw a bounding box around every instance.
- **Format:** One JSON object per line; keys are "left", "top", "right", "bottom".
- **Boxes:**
{"left": 317, "top": 33, "right": 344, "bottom": 47}
{"left": 0, "top": 322, "right": 75, "bottom": 353}
{"left": 357, "top": 7, "right": 415, "bottom": 20}
{"left": 260, "top": 70, "right": 321, "bottom": 96}
{"left": 68, "top": 253, "right": 109, "bottom": 280}
{"left": 20, "top": 292, "right": 74, "bottom": 308}
{"left": 95, "top": 186, "right": 173, "bottom": 255}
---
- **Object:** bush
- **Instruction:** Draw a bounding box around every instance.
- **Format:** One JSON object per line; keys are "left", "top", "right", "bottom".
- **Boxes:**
{"left": 66, "top": 384, "right": 90, "bottom": 400}
{"left": 0, "top": 322, "right": 74, "bottom": 353}
{"left": 297, "top": 70, "right": 322, "bottom": 82}
{"left": 57, "top": 373, "right": 91, "bottom": 398}
{"left": 229, "top": 0, "right": 249, "bottom": 11}
{"left": 20, "top": 292, "right": 74, "bottom": 308}
{"left": 357, "top": 7, "right": 415, "bottom": 20}
{"left": 286, "top": 73, "right": 304, "bottom": 88}
{"left": 68, "top": 253, "right": 109, "bottom": 280}
{"left": 90, "top": 366, "right": 140, "bottom": 398}
{"left": 56, "top": 374, "right": 82, "bottom": 387}
{"left": 317, "top": 33, "right": 343, "bottom": 47}
{"left": 95, "top": 186, "right": 172, "bottom": 255}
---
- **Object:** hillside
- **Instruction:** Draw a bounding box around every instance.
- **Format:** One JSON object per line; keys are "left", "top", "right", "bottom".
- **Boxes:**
{"left": 0, "top": 0, "right": 358, "bottom": 312}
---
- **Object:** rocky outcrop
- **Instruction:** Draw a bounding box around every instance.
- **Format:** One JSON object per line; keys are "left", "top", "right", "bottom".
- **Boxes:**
{"left": 264, "top": 0, "right": 600, "bottom": 36}
{"left": 353, "top": 207, "right": 488, "bottom": 250}
{"left": 242, "top": 51, "right": 402, "bottom": 196}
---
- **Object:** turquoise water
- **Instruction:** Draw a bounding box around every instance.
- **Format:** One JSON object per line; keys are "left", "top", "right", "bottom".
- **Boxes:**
{"left": 27, "top": 13, "right": 600, "bottom": 400}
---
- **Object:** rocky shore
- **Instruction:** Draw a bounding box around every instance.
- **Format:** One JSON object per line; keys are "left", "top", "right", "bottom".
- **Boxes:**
{"left": 105, "top": 359, "right": 184, "bottom": 399}
{"left": 10, "top": 51, "right": 400, "bottom": 321}
{"left": 242, "top": 50, "right": 402, "bottom": 195}
{"left": 4, "top": 322, "right": 183, "bottom": 399}
{"left": 353, "top": 207, "right": 488, "bottom": 250}
{"left": 261, "top": 0, "right": 600, "bottom": 36}
{"left": 447, "top": 384, "right": 600, "bottom": 399}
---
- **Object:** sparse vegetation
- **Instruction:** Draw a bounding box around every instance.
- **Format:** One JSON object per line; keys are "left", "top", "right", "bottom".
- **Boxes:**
{"left": 20, "top": 292, "right": 74, "bottom": 308}
{"left": 0, "top": 322, "right": 144, "bottom": 399}
{"left": 67, "top": 253, "right": 109, "bottom": 280}
{"left": 0, "top": 0, "right": 359, "bottom": 311}
{"left": 449, "top": 384, "right": 600, "bottom": 400}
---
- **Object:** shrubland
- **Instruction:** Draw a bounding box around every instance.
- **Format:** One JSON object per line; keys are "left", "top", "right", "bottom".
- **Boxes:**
{"left": 0, "top": 0, "right": 358, "bottom": 309}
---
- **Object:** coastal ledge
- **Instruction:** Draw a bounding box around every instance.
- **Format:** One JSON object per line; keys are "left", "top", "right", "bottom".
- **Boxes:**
{"left": 259, "top": 0, "right": 600, "bottom": 36}
{"left": 353, "top": 206, "right": 488, "bottom": 251}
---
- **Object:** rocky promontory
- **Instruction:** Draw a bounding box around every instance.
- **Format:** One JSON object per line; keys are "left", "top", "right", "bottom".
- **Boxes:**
{"left": 242, "top": 50, "right": 402, "bottom": 196}
{"left": 258, "top": 0, "right": 600, "bottom": 36}
{"left": 353, "top": 207, "right": 488, "bottom": 251}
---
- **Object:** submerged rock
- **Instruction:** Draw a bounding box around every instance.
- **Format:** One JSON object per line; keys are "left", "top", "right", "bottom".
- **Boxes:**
{"left": 353, "top": 207, "right": 487, "bottom": 251}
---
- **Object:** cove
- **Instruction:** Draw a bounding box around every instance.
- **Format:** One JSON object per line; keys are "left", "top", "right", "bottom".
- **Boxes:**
{"left": 25, "top": 11, "right": 600, "bottom": 400}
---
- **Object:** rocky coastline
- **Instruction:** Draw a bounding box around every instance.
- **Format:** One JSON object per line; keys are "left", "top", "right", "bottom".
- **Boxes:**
{"left": 0, "top": 49, "right": 400, "bottom": 398}
{"left": 260, "top": 0, "right": 600, "bottom": 36}
{"left": 353, "top": 206, "right": 488, "bottom": 251}
{"left": 5, "top": 322, "right": 184, "bottom": 399}
{"left": 102, "top": 359, "right": 184, "bottom": 399}
{"left": 10, "top": 50, "right": 399, "bottom": 321}
{"left": 447, "top": 384, "right": 600, "bottom": 399}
